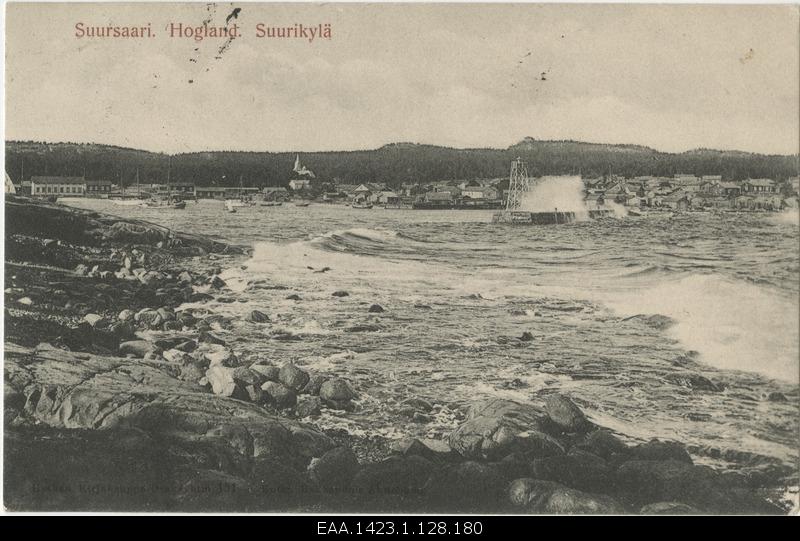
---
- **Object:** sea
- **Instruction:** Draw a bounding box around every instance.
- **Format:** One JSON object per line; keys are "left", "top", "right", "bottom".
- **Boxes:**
{"left": 63, "top": 197, "right": 800, "bottom": 472}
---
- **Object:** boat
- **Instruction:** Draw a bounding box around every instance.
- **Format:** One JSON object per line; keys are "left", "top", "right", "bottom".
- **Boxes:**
{"left": 294, "top": 201, "right": 310, "bottom": 207}
{"left": 352, "top": 201, "right": 373, "bottom": 209}
{"left": 259, "top": 201, "right": 283, "bottom": 207}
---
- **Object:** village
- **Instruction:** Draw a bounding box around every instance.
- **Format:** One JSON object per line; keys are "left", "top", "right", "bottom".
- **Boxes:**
{"left": 6, "top": 170, "right": 800, "bottom": 213}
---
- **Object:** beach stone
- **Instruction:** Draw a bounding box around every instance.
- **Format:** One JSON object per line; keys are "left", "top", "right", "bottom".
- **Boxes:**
{"left": 118, "top": 309, "right": 134, "bottom": 322}
{"left": 630, "top": 440, "right": 692, "bottom": 464}
{"left": 425, "top": 461, "right": 504, "bottom": 512}
{"left": 261, "top": 382, "right": 297, "bottom": 409}
{"left": 308, "top": 447, "right": 360, "bottom": 491}
{"left": 210, "top": 276, "right": 226, "bottom": 289}
{"left": 251, "top": 364, "right": 280, "bottom": 382}
{"left": 83, "top": 314, "right": 106, "bottom": 328}
{"left": 199, "top": 331, "right": 226, "bottom": 346}
{"left": 301, "top": 374, "right": 329, "bottom": 395}
{"left": 508, "top": 478, "right": 625, "bottom": 514}
{"left": 331, "top": 291, "right": 349, "bottom": 297}
{"left": 352, "top": 455, "right": 437, "bottom": 507}
{"left": 135, "top": 309, "right": 163, "bottom": 329}
{"left": 368, "top": 304, "right": 385, "bottom": 313}
{"left": 544, "top": 394, "right": 590, "bottom": 432}
{"left": 178, "top": 271, "right": 193, "bottom": 283}
{"left": 319, "top": 378, "right": 356, "bottom": 409}
{"left": 531, "top": 448, "right": 612, "bottom": 492}
{"left": 118, "top": 340, "right": 155, "bottom": 358}
{"left": 448, "top": 399, "right": 557, "bottom": 460}
{"left": 639, "top": 501, "right": 700, "bottom": 514}
{"left": 204, "top": 365, "right": 241, "bottom": 398}
{"left": 575, "top": 429, "right": 631, "bottom": 461}
{"left": 278, "top": 363, "right": 310, "bottom": 391}
{"left": 296, "top": 396, "right": 322, "bottom": 418}
{"left": 246, "top": 310, "right": 270, "bottom": 323}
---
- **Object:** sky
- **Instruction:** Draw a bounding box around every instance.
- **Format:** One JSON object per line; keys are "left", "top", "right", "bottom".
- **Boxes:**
{"left": 4, "top": 2, "right": 800, "bottom": 155}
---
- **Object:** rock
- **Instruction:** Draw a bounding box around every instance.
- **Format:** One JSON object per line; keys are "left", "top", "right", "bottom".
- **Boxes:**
{"left": 278, "top": 363, "right": 310, "bottom": 391}
{"left": 204, "top": 365, "right": 242, "bottom": 398}
{"left": 251, "top": 364, "right": 280, "bottom": 382}
{"left": 352, "top": 455, "right": 437, "bottom": 508}
{"left": 199, "top": 331, "right": 226, "bottom": 346}
{"left": 344, "top": 324, "right": 382, "bottom": 333}
{"left": 368, "top": 304, "right": 385, "bottom": 313}
{"left": 156, "top": 307, "right": 175, "bottom": 322}
{"left": 300, "top": 374, "right": 329, "bottom": 395}
{"left": 319, "top": 378, "right": 356, "bottom": 409}
{"left": 285, "top": 294, "right": 301, "bottom": 301}
{"left": 210, "top": 276, "right": 226, "bottom": 289}
{"left": 665, "top": 372, "right": 724, "bottom": 392}
{"left": 118, "top": 309, "right": 134, "bottom": 322}
{"left": 331, "top": 291, "right": 350, "bottom": 297}
{"left": 75, "top": 264, "right": 89, "bottom": 276}
{"left": 174, "top": 340, "right": 198, "bottom": 353}
{"left": 531, "top": 448, "right": 612, "bottom": 492}
{"left": 575, "top": 429, "right": 631, "bottom": 462}
{"left": 308, "top": 447, "right": 360, "bottom": 491}
{"left": 162, "top": 349, "right": 192, "bottom": 364}
{"left": 639, "top": 501, "right": 700, "bottom": 514}
{"left": 119, "top": 340, "right": 155, "bottom": 358}
{"left": 630, "top": 440, "right": 692, "bottom": 464}
{"left": 425, "top": 461, "right": 505, "bottom": 512}
{"left": 17, "top": 297, "right": 33, "bottom": 306}
{"left": 544, "top": 394, "right": 590, "bottom": 432}
{"left": 389, "top": 438, "right": 441, "bottom": 462}
{"left": 412, "top": 412, "right": 433, "bottom": 424}
{"left": 519, "top": 331, "right": 534, "bottom": 341}
{"left": 261, "top": 382, "right": 297, "bottom": 409}
{"left": 508, "top": 478, "right": 626, "bottom": 514}
{"left": 83, "top": 314, "right": 106, "bottom": 328}
{"left": 400, "top": 397, "right": 433, "bottom": 412}
{"left": 178, "top": 271, "right": 193, "bottom": 283}
{"left": 296, "top": 396, "right": 322, "bottom": 418}
{"left": 135, "top": 309, "right": 163, "bottom": 329}
{"left": 766, "top": 391, "right": 787, "bottom": 402}
{"left": 203, "top": 346, "right": 238, "bottom": 368}
{"left": 246, "top": 310, "right": 270, "bottom": 323}
{"left": 448, "top": 399, "right": 558, "bottom": 460}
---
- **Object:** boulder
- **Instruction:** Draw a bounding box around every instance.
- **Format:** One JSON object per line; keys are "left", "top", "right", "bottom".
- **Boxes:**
{"left": 448, "top": 399, "right": 558, "bottom": 460}
{"left": 118, "top": 340, "right": 155, "bottom": 358}
{"left": 285, "top": 294, "right": 301, "bottom": 301}
{"left": 205, "top": 365, "right": 241, "bottom": 398}
{"left": 352, "top": 455, "right": 437, "bottom": 509}
{"left": 331, "top": 291, "right": 350, "bottom": 297}
{"left": 319, "top": 378, "right": 356, "bottom": 409}
{"left": 544, "top": 394, "right": 591, "bottom": 432}
{"left": 296, "top": 396, "right": 323, "bottom": 418}
{"left": 83, "top": 314, "right": 106, "bottom": 328}
{"left": 508, "top": 478, "right": 626, "bottom": 514}
{"left": 639, "top": 501, "right": 700, "bottom": 514}
{"left": 575, "top": 429, "right": 631, "bottom": 462}
{"left": 210, "top": 276, "right": 226, "bottom": 289}
{"left": 117, "top": 309, "right": 135, "bottom": 322}
{"left": 630, "top": 440, "right": 692, "bottom": 464}
{"left": 278, "top": 363, "right": 310, "bottom": 391}
{"left": 246, "top": 310, "right": 270, "bottom": 323}
{"left": 368, "top": 304, "right": 385, "bottom": 313}
{"left": 665, "top": 372, "right": 724, "bottom": 392}
{"left": 135, "top": 309, "right": 163, "bottom": 329}
{"left": 530, "top": 448, "right": 612, "bottom": 493}
{"left": 251, "top": 364, "right": 280, "bottom": 382}
{"left": 261, "top": 382, "right": 297, "bottom": 409}
{"left": 308, "top": 447, "right": 360, "bottom": 491}
{"left": 301, "top": 374, "right": 329, "bottom": 395}
{"left": 178, "top": 271, "right": 193, "bottom": 283}
{"left": 424, "top": 461, "right": 505, "bottom": 512}
{"left": 199, "top": 331, "right": 226, "bottom": 346}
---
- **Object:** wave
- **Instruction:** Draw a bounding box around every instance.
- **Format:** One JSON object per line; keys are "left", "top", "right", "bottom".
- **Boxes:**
{"left": 602, "top": 274, "right": 799, "bottom": 383}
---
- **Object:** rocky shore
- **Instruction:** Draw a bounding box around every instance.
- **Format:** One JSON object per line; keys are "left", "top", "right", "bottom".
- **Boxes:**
{"left": 3, "top": 196, "right": 795, "bottom": 513}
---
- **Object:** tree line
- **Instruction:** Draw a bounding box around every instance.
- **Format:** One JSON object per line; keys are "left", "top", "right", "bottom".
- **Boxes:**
{"left": 5, "top": 139, "right": 798, "bottom": 189}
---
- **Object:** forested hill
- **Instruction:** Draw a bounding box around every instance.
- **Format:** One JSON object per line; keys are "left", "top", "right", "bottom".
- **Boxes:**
{"left": 5, "top": 138, "right": 798, "bottom": 188}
